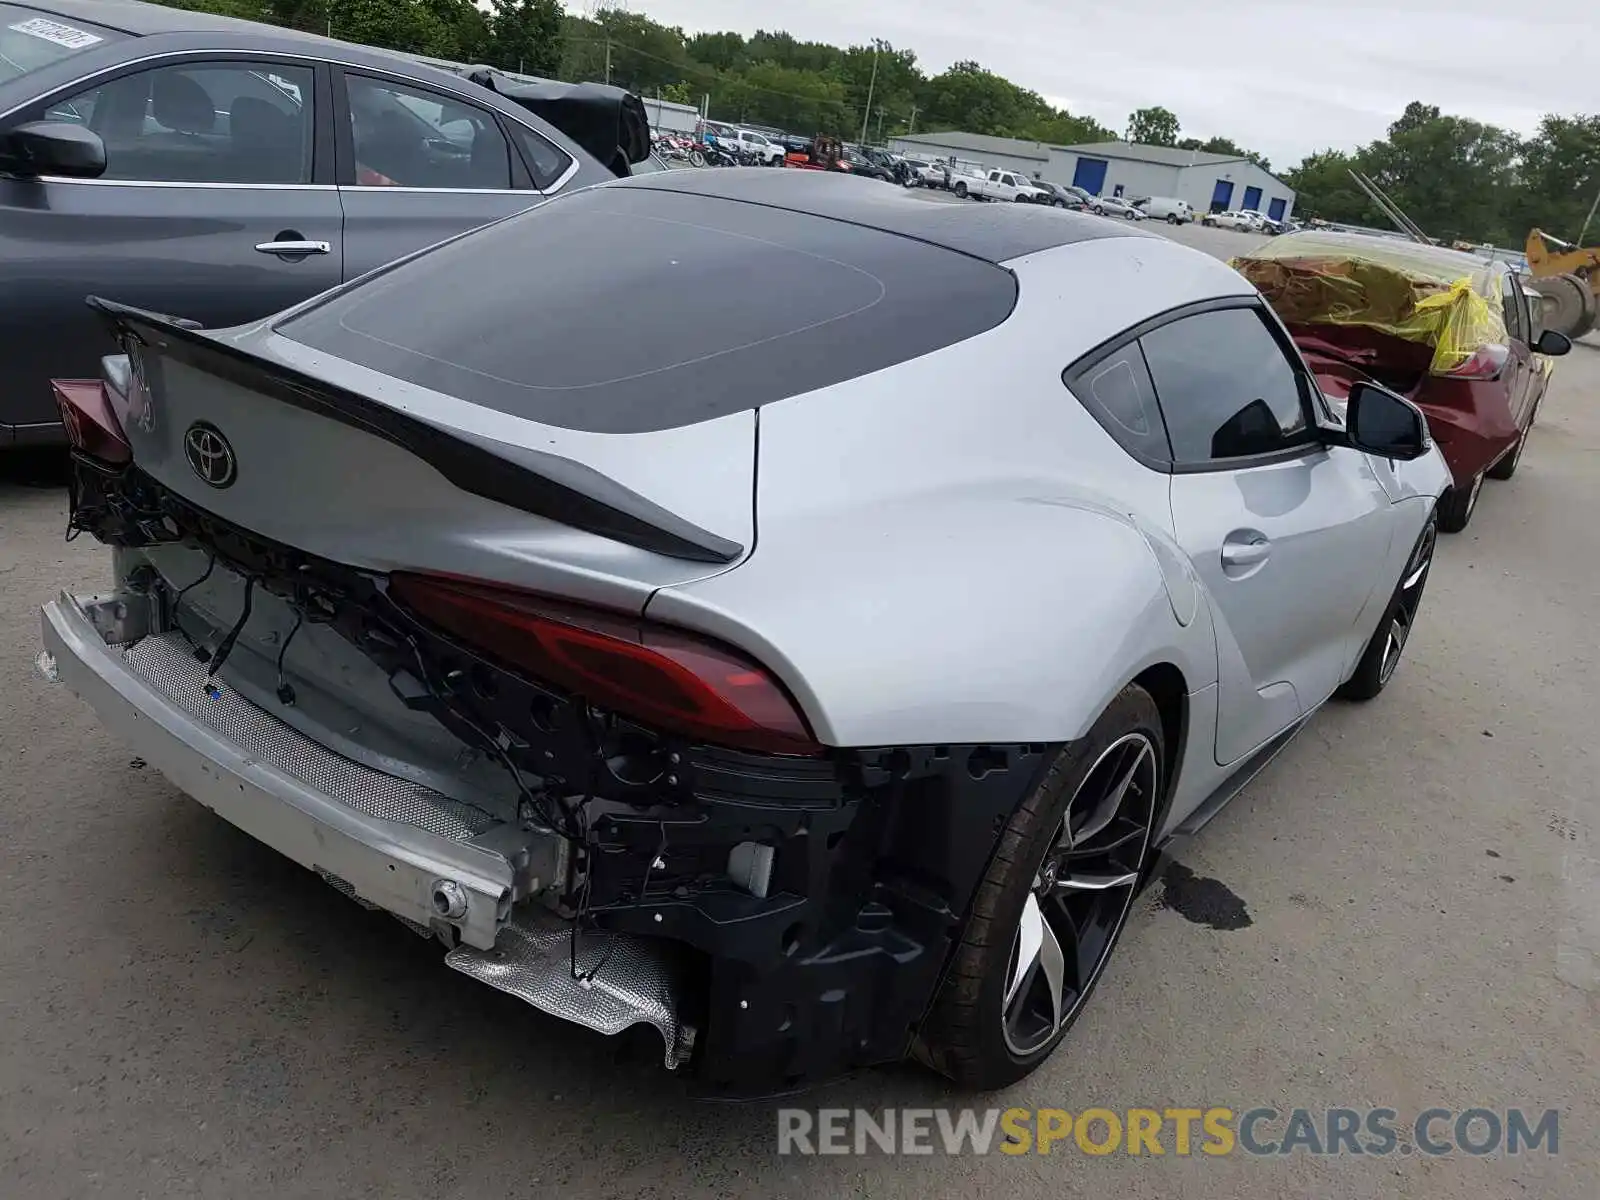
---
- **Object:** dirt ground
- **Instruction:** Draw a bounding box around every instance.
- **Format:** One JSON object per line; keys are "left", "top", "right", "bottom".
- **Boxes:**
{"left": 1, "top": 221, "right": 1596, "bottom": 1198}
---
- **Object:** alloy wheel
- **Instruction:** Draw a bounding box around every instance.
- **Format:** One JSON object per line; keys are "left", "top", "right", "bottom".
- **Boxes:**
{"left": 1001, "top": 732, "right": 1158, "bottom": 1057}
{"left": 1379, "top": 520, "right": 1436, "bottom": 685}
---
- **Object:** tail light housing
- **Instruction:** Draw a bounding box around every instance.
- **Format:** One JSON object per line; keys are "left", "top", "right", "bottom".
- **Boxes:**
{"left": 387, "top": 573, "right": 822, "bottom": 756}
{"left": 1435, "top": 343, "right": 1509, "bottom": 381}
{"left": 52, "top": 379, "right": 131, "bottom": 466}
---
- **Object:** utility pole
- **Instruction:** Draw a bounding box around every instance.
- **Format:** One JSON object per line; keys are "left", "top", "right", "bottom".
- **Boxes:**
{"left": 1577, "top": 183, "right": 1600, "bottom": 248}
{"left": 604, "top": 40, "right": 612, "bottom": 85}
{"left": 859, "top": 39, "right": 880, "bottom": 145}
{"left": 907, "top": 105, "right": 919, "bottom": 136}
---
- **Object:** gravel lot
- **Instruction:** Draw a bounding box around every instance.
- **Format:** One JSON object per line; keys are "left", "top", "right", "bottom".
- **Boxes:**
{"left": 2, "top": 212, "right": 1596, "bottom": 1199}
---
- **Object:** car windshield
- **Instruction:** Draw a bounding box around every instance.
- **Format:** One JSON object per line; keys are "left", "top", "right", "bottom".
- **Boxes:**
{"left": 0, "top": 4, "right": 123, "bottom": 85}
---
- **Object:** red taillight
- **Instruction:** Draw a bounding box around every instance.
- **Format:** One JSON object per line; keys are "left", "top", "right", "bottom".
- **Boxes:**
{"left": 387, "top": 574, "right": 822, "bottom": 756}
{"left": 52, "top": 379, "right": 131, "bottom": 465}
{"left": 1436, "top": 343, "right": 1509, "bottom": 380}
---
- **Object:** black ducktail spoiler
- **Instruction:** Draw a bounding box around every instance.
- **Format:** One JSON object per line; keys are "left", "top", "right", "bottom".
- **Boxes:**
{"left": 86, "top": 297, "right": 743, "bottom": 565}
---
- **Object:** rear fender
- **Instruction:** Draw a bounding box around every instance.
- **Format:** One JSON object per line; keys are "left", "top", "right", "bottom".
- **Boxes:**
{"left": 1416, "top": 379, "right": 1519, "bottom": 483}
{"left": 649, "top": 488, "right": 1218, "bottom": 748}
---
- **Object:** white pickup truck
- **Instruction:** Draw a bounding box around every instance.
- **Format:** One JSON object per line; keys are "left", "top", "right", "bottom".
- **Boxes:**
{"left": 953, "top": 168, "right": 1048, "bottom": 203}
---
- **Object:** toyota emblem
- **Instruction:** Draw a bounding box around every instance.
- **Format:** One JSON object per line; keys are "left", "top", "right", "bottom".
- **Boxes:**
{"left": 183, "top": 422, "right": 237, "bottom": 488}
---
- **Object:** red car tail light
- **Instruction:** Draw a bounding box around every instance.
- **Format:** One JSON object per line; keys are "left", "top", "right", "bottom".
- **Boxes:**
{"left": 1435, "top": 343, "right": 1509, "bottom": 381}
{"left": 52, "top": 379, "right": 131, "bottom": 466}
{"left": 387, "top": 573, "right": 823, "bottom": 756}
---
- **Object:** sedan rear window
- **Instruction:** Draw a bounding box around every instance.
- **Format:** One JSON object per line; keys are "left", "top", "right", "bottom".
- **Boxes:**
{"left": 0, "top": 5, "right": 122, "bottom": 86}
{"left": 278, "top": 185, "right": 1018, "bottom": 434}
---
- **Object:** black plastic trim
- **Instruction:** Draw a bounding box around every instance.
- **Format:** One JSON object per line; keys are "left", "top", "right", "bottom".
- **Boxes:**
{"left": 85, "top": 297, "right": 744, "bottom": 564}
{"left": 308, "top": 60, "right": 334, "bottom": 186}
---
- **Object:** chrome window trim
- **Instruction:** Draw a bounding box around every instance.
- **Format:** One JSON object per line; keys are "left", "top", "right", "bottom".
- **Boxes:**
{"left": 3, "top": 46, "right": 579, "bottom": 195}
{"left": 338, "top": 185, "right": 539, "bottom": 196}
{"left": 36, "top": 177, "right": 337, "bottom": 189}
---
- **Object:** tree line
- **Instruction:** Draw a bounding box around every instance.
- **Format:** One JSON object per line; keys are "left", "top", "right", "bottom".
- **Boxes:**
{"left": 156, "top": 0, "right": 1600, "bottom": 248}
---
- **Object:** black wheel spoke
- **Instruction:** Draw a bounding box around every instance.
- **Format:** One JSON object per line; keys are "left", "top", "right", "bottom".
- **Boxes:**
{"left": 1065, "top": 817, "right": 1144, "bottom": 861}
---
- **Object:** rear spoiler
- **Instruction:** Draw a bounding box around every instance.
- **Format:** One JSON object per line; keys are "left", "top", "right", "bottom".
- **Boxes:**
{"left": 86, "top": 297, "right": 743, "bottom": 565}
{"left": 464, "top": 70, "right": 650, "bottom": 178}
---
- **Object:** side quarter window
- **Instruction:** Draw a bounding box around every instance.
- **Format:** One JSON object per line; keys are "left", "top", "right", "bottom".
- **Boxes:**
{"left": 1500, "top": 272, "right": 1527, "bottom": 345}
{"left": 1139, "top": 305, "right": 1314, "bottom": 466}
{"left": 1064, "top": 341, "right": 1173, "bottom": 469}
{"left": 504, "top": 120, "right": 575, "bottom": 190}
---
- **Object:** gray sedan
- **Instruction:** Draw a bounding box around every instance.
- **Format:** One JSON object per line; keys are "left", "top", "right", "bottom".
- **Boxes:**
{"left": 0, "top": 0, "right": 619, "bottom": 446}
{"left": 1088, "top": 194, "right": 1146, "bottom": 220}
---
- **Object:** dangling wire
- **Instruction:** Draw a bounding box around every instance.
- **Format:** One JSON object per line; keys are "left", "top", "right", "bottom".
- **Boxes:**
{"left": 274, "top": 608, "right": 305, "bottom": 706}
{"left": 170, "top": 553, "right": 217, "bottom": 660}
{"left": 570, "top": 816, "right": 667, "bottom": 985}
{"left": 204, "top": 575, "right": 255, "bottom": 679}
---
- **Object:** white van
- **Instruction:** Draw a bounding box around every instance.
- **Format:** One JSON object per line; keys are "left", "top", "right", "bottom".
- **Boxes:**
{"left": 1136, "top": 196, "right": 1195, "bottom": 224}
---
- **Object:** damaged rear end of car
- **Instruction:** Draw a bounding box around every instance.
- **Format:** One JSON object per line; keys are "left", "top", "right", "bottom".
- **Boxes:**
{"left": 40, "top": 179, "right": 1040, "bottom": 1095}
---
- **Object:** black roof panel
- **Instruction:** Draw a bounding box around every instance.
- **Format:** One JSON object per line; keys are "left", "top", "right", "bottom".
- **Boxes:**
{"left": 279, "top": 185, "right": 1020, "bottom": 433}
{"left": 612, "top": 168, "right": 1153, "bottom": 264}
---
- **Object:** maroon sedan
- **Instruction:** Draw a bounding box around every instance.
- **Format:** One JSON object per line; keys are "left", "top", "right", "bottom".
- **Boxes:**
{"left": 1236, "top": 233, "right": 1573, "bottom": 532}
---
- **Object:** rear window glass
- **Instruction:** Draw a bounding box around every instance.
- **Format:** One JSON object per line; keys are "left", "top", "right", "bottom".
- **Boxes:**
{"left": 0, "top": 5, "right": 122, "bottom": 86}
{"left": 278, "top": 186, "right": 1017, "bottom": 433}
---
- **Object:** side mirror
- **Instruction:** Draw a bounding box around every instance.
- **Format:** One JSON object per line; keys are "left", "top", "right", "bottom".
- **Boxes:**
{"left": 1533, "top": 329, "right": 1573, "bottom": 357}
{"left": 0, "top": 121, "right": 106, "bottom": 178}
{"left": 1346, "top": 381, "right": 1429, "bottom": 461}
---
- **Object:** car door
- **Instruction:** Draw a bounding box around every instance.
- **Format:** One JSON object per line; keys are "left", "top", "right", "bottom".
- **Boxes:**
{"left": 1499, "top": 270, "right": 1537, "bottom": 427}
{"left": 334, "top": 68, "right": 569, "bottom": 282}
{"left": 1150, "top": 304, "right": 1398, "bottom": 765}
{"left": 0, "top": 55, "right": 341, "bottom": 434}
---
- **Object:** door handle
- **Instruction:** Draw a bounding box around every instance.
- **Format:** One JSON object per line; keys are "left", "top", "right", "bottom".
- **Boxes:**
{"left": 1221, "top": 535, "right": 1272, "bottom": 570}
{"left": 255, "top": 239, "right": 331, "bottom": 256}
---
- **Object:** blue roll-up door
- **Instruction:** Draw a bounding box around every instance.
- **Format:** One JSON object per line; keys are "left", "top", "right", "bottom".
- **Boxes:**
{"left": 1243, "top": 185, "right": 1263, "bottom": 212}
{"left": 1267, "top": 197, "right": 1287, "bottom": 221}
{"left": 1073, "top": 157, "right": 1108, "bottom": 195}
{"left": 1210, "top": 179, "right": 1234, "bottom": 211}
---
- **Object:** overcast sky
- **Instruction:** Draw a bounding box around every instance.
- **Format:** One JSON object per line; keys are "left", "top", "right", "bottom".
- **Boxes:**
{"left": 614, "top": 0, "right": 1592, "bottom": 168}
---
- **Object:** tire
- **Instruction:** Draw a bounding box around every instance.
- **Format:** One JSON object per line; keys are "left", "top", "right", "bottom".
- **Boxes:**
{"left": 1337, "top": 516, "right": 1437, "bottom": 701}
{"left": 1437, "top": 470, "right": 1484, "bottom": 533}
{"left": 689, "top": 149, "right": 706, "bottom": 168}
{"left": 1092, "top": 205, "right": 1104, "bottom": 216}
{"left": 1167, "top": 214, "right": 1179, "bottom": 225}
{"left": 1053, "top": 199, "right": 1066, "bottom": 208}
{"left": 954, "top": 182, "right": 968, "bottom": 199}
{"left": 917, "top": 685, "right": 1163, "bottom": 1089}
{"left": 1573, "top": 273, "right": 1598, "bottom": 338}
{"left": 1124, "top": 210, "right": 1136, "bottom": 220}
{"left": 1529, "top": 274, "right": 1590, "bottom": 339}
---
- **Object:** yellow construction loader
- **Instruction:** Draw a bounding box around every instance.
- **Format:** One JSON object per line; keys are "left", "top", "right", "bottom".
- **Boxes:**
{"left": 1524, "top": 229, "right": 1598, "bottom": 338}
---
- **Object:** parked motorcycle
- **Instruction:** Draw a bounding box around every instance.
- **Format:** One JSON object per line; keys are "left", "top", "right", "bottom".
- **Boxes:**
{"left": 689, "top": 140, "right": 737, "bottom": 168}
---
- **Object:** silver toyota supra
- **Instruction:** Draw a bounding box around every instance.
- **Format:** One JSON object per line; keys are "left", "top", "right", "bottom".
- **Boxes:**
{"left": 40, "top": 169, "right": 1450, "bottom": 1094}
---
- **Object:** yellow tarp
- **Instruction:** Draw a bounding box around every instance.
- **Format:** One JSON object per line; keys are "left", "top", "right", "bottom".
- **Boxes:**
{"left": 1231, "top": 233, "right": 1506, "bottom": 375}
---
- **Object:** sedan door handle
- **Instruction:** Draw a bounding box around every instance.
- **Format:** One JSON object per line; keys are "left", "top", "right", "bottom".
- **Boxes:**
{"left": 1221, "top": 535, "right": 1272, "bottom": 570}
{"left": 254, "top": 239, "right": 331, "bottom": 256}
